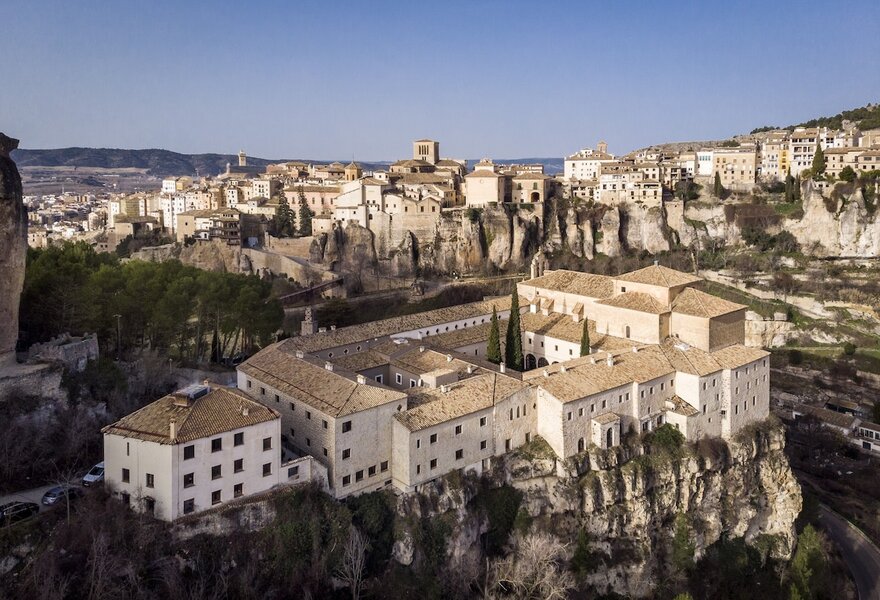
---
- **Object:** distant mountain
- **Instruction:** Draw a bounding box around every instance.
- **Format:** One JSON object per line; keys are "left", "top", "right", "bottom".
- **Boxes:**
{"left": 10, "top": 147, "right": 566, "bottom": 176}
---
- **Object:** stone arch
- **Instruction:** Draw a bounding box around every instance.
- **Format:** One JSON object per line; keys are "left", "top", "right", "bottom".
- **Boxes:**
{"left": 606, "top": 428, "right": 613, "bottom": 448}
{"left": 530, "top": 191, "right": 540, "bottom": 202}
{"left": 577, "top": 438, "right": 585, "bottom": 453}
{"left": 537, "top": 357, "right": 549, "bottom": 367}
{"left": 525, "top": 354, "right": 536, "bottom": 370}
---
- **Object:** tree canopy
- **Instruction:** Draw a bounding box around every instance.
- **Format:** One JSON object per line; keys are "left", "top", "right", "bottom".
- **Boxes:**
{"left": 487, "top": 306, "right": 502, "bottom": 364}
{"left": 504, "top": 292, "right": 523, "bottom": 370}
{"left": 21, "top": 242, "right": 283, "bottom": 363}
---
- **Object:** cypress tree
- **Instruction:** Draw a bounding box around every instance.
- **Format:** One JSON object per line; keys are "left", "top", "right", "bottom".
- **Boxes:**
{"left": 274, "top": 195, "right": 294, "bottom": 237}
{"left": 784, "top": 169, "right": 793, "bottom": 202}
{"left": 811, "top": 144, "right": 826, "bottom": 177}
{"left": 713, "top": 172, "right": 724, "bottom": 198}
{"left": 487, "top": 306, "right": 501, "bottom": 364}
{"left": 579, "top": 318, "right": 590, "bottom": 356}
{"left": 298, "top": 202, "right": 313, "bottom": 236}
{"left": 504, "top": 291, "right": 523, "bottom": 370}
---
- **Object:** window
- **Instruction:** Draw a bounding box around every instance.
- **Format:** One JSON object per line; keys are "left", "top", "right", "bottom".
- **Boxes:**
{"left": 212, "top": 465, "right": 222, "bottom": 480}
{"left": 211, "top": 438, "right": 222, "bottom": 452}
{"left": 183, "top": 499, "right": 194, "bottom": 514}
{"left": 382, "top": 460, "right": 389, "bottom": 472}
{"left": 306, "top": 438, "right": 311, "bottom": 447}
{"left": 126, "top": 442, "right": 130, "bottom": 456}
{"left": 323, "top": 447, "right": 328, "bottom": 456}
{"left": 480, "top": 416, "right": 487, "bottom": 427}
{"left": 343, "top": 475, "right": 351, "bottom": 486}
{"left": 430, "top": 459, "right": 437, "bottom": 469}
{"left": 184, "top": 473, "right": 194, "bottom": 488}
{"left": 342, "top": 448, "right": 351, "bottom": 460}
{"left": 263, "top": 437, "right": 272, "bottom": 451}
{"left": 288, "top": 466, "right": 299, "bottom": 478}
{"left": 416, "top": 439, "right": 421, "bottom": 449}
{"left": 454, "top": 424, "right": 462, "bottom": 436}
{"left": 396, "top": 374, "right": 403, "bottom": 384}
{"left": 505, "top": 439, "right": 511, "bottom": 451}
{"left": 368, "top": 465, "right": 376, "bottom": 476}
{"left": 262, "top": 463, "right": 272, "bottom": 477}
{"left": 567, "top": 412, "right": 572, "bottom": 421}
{"left": 145, "top": 473, "right": 154, "bottom": 488}
{"left": 455, "top": 449, "right": 464, "bottom": 460}
{"left": 306, "top": 411, "right": 311, "bottom": 420}
{"left": 211, "top": 490, "right": 221, "bottom": 505}
{"left": 289, "top": 402, "right": 295, "bottom": 411}
{"left": 246, "top": 380, "right": 252, "bottom": 389}
{"left": 322, "top": 420, "right": 328, "bottom": 429}
{"left": 184, "top": 445, "right": 194, "bottom": 460}
{"left": 260, "top": 387, "right": 266, "bottom": 395}
{"left": 355, "top": 470, "right": 364, "bottom": 482}
{"left": 231, "top": 458, "right": 242, "bottom": 473}
{"left": 274, "top": 394, "right": 279, "bottom": 403}
{"left": 234, "top": 483, "right": 243, "bottom": 498}
{"left": 289, "top": 427, "right": 295, "bottom": 438}
{"left": 416, "top": 465, "right": 421, "bottom": 475}
{"left": 234, "top": 432, "right": 244, "bottom": 446}
{"left": 375, "top": 375, "right": 383, "bottom": 383}
{"left": 122, "top": 468, "right": 130, "bottom": 483}
{"left": 342, "top": 420, "right": 352, "bottom": 433}
{"left": 480, "top": 440, "right": 487, "bottom": 450}
{"left": 410, "top": 379, "right": 416, "bottom": 388}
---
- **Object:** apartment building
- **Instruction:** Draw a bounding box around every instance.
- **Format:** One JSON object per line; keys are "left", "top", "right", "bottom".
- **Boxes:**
{"left": 712, "top": 146, "right": 758, "bottom": 191}
{"left": 564, "top": 143, "right": 617, "bottom": 180}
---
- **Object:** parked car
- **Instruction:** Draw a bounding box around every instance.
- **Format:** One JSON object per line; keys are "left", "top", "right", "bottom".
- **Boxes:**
{"left": 41, "top": 485, "right": 83, "bottom": 506}
{"left": 0, "top": 501, "right": 40, "bottom": 526}
{"left": 82, "top": 462, "right": 105, "bottom": 487}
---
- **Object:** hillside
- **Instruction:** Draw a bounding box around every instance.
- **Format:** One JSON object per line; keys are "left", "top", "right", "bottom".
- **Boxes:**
{"left": 10, "top": 147, "right": 564, "bottom": 177}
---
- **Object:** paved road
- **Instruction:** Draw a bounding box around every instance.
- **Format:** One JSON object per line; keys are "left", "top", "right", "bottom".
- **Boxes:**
{"left": 819, "top": 505, "right": 880, "bottom": 600}
{"left": 0, "top": 484, "right": 58, "bottom": 512}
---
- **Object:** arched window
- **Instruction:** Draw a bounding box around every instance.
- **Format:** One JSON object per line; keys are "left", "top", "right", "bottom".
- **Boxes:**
{"left": 625, "top": 325, "right": 631, "bottom": 338}
{"left": 577, "top": 438, "right": 585, "bottom": 453}
{"left": 606, "top": 428, "right": 613, "bottom": 448}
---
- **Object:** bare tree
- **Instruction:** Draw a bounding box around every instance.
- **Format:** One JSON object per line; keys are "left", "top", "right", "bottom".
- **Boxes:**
{"left": 337, "top": 526, "right": 369, "bottom": 600}
{"left": 486, "top": 531, "right": 575, "bottom": 600}
{"left": 51, "top": 463, "right": 82, "bottom": 525}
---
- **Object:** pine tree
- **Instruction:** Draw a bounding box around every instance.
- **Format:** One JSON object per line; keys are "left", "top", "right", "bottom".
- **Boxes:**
{"left": 713, "top": 172, "right": 724, "bottom": 198}
{"left": 504, "top": 291, "right": 523, "bottom": 370}
{"left": 579, "top": 318, "right": 590, "bottom": 356}
{"left": 812, "top": 144, "right": 826, "bottom": 178}
{"left": 487, "top": 306, "right": 501, "bottom": 364}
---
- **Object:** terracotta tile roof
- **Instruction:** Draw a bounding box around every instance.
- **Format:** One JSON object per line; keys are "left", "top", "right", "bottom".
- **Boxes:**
{"left": 710, "top": 345, "right": 769, "bottom": 369}
{"left": 284, "top": 296, "right": 516, "bottom": 353}
{"left": 794, "top": 403, "right": 857, "bottom": 430}
{"left": 394, "top": 373, "right": 529, "bottom": 431}
{"left": 614, "top": 265, "right": 703, "bottom": 288}
{"left": 666, "top": 395, "right": 699, "bottom": 416}
{"left": 524, "top": 346, "right": 675, "bottom": 401}
{"left": 593, "top": 412, "right": 621, "bottom": 424}
{"left": 332, "top": 349, "right": 389, "bottom": 372}
{"left": 391, "top": 347, "right": 475, "bottom": 377}
{"left": 671, "top": 287, "right": 745, "bottom": 318}
{"left": 513, "top": 172, "right": 550, "bottom": 180}
{"left": 465, "top": 170, "right": 503, "bottom": 178}
{"left": 521, "top": 270, "right": 614, "bottom": 299}
{"left": 238, "top": 344, "right": 407, "bottom": 417}
{"left": 596, "top": 292, "right": 668, "bottom": 314}
{"left": 429, "top": 320, "right": 499, "bottom": 349}
{"left": 101, "top": 387, "right": 279, "bottom": 445}
{"left": 658, "top": 339, "right": 723, "bottom": 376}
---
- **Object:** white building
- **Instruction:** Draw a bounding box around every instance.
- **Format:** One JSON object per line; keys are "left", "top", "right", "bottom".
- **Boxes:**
{"left": 102, "top": 384, "right": 301, "bottom": 521}
{"left": 564, "top": 144, "right": 616, "bottom": 180}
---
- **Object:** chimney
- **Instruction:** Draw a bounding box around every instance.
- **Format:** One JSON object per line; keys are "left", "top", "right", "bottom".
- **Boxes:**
{"left": 606, "top": 354, "right": 614, "bottom": 367}
{"left": 440, "top": 384, "right": 450, "bottom": 393}
{"left": 325, "top": 361, "right": 334, "bottom": 372}
{"left": 560, "top": 365, "right": 567, "bottom": 373}
{"left": 632, "top": 346, "right": 639, "bottom": 353}
{"left": 419, "top": 345, "right": 425, "bottom": 352}
{"left": 467, "top": 365, "right": 475, "bottom": 374}
{"left": 590, "top": 357, "right": 596, "bottom": 365}
{"left": 330, "top": 325, "right": 336, "bottom": 331}
{"left": 654, "top": 259, "right": 659, "bottom": 266}
{"left": 295, "top": 350, "right": 304, "bottom": 359}
{"left": 356, "top": 374, "right": 366, "bottom": 384}
{"left": 543, "top": 369, "right": 549, "bottom": 378}
{"left": 499, "top": 362, "right": 506, "bottom": 374}
{"left": 169, "top": 419, "right": 177, "bottom": 440}
{"left": 446, "top": 354, "right": 453, "bottom": 362}
{"left": 241, "top": 404, "right": 249, "bottom": 417}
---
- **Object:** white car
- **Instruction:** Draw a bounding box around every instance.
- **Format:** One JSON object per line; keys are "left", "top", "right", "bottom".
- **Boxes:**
{"left": 82, "top": 462, "right": 104, "bottom": 487}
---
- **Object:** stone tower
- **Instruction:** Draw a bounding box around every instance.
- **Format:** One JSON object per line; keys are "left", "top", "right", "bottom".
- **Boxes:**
{"left": 238, "top": 150, "right": 247, "bottom": 167}
{"left": 413, "top": 139, "right": 439, "bottom": 165}
{"left": 597, "top": 141, "right": 608, "bottom": 154}
{"left": 344, "top": 161, "right": 362, "bottom": 181}
{"left": 0, "top": 133, "right": 26, "bottom": 366}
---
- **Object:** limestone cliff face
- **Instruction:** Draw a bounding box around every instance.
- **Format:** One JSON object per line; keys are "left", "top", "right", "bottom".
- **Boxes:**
{"left": 393, "top": 422, "right": 800, "bottom": 598}
{"left": 131, "top": 240, "right": 241, "bottom": 273}
{"left": 788, "top": 182, "right": 880, "bottom": 257}
{"left": 621, "top": 204, "right": 671, "bottom": 254}
{"left": 0, "top": 133, "right": 26, "bottom": 365}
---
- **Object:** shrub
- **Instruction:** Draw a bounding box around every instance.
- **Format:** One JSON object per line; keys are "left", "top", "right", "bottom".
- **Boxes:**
{"left": 788, "top": 349, "right": 803, "bottom": 365}
{"left": 647, "top": 424, "right": 685, "bottom": 455}
{"left": 843, "top": 342, "right": 856, "bottom": 356}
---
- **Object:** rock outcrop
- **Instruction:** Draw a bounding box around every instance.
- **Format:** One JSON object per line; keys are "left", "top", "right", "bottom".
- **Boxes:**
{"left": 0, "top": 133, "right": 26, "bottom": 366}
{"left": 393, "top": 420, "right": 800, "bottom": 598}
{"left": 788, "top": 182, "right": 880, "bottom": 257}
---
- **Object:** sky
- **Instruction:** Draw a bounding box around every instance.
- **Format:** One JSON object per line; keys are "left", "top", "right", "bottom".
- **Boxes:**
{"left": 2, "top": 0, "right": 880, "bottom": 161}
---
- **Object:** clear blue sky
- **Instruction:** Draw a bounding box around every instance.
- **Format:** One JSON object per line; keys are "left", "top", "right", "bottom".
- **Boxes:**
{"left": 3, "top": 0, "right": 879, "bottom": 160}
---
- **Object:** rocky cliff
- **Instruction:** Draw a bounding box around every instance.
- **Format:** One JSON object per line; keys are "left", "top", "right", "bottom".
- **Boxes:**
{"left": 392, "top": 421, "right": 800, "bottom": 598}
{"left": 0, "top": 133, "right": 26, "bottom": 366}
